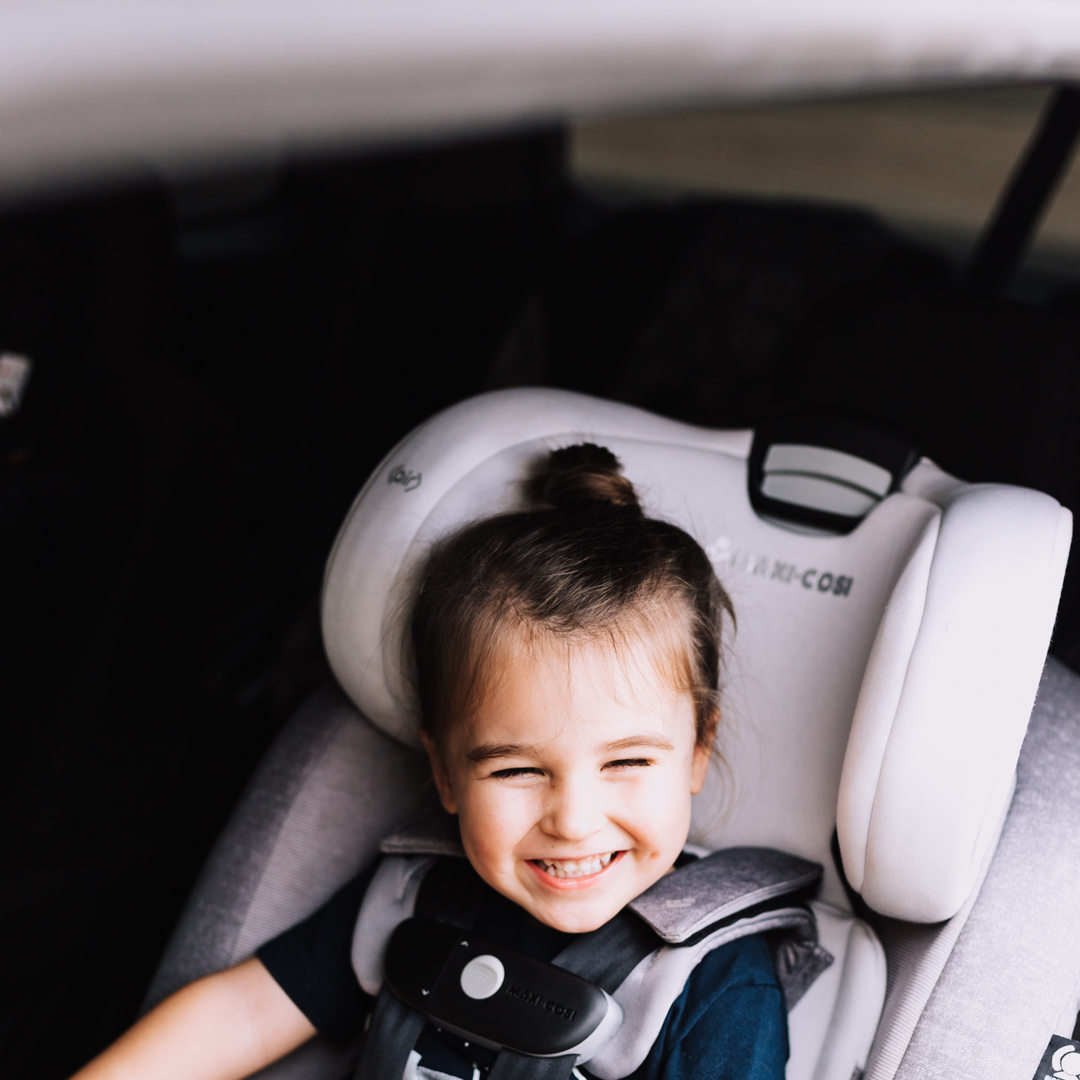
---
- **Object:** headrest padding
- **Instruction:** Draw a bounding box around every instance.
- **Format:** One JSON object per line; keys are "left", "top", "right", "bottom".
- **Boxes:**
{"left": 837, "top": 482, "right": 1072, "bottom": 921}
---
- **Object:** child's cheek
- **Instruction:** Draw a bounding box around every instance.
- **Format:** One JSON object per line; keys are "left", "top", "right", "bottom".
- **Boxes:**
{"left": 625, "top": 768, "right": 693, "bottom": 856}
{"left": 459, "top": 782, "right": 536, "bottom": 872}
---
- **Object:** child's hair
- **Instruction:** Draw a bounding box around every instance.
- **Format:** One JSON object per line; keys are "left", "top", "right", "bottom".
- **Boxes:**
{"left": 410, "top": 443, "right": 735, "bottom": 752}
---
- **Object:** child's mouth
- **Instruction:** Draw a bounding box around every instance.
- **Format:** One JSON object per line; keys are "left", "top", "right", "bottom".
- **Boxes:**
{"left": 532, "top": 852, "right": 618, "bottom": 879}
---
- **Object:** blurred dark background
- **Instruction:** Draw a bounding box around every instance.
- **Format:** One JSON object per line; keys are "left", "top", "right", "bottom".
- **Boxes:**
{"left": 3, "top": 122, "right": 1080, "bottom": 1077}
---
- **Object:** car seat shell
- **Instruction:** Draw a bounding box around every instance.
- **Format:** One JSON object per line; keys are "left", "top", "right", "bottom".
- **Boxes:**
{"left": 322, "top": 387, "right": 1071, "bottom": 924}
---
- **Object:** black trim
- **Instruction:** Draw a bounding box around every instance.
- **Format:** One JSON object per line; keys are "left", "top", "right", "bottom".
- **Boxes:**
{"left": 830, "top": 829, "right": 875, "bottom": 925}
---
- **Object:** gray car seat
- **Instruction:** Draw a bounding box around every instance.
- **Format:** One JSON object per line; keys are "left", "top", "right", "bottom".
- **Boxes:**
{"left": 145, "top": 388, "right": 1080, "bottom": 1080}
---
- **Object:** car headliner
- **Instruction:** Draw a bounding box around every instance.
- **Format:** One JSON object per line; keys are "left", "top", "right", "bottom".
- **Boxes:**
{"left": 1, "top": 0, "right": 1080, "bottom": 202}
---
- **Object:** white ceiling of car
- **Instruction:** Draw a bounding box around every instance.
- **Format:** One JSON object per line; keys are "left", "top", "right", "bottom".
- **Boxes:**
{"left": 2, "top": 0, "right": 1080, "bottom": 198}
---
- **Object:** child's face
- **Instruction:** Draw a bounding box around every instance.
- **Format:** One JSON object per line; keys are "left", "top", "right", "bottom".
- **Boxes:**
{"left": 424, "top": 632, "right": 712, "bottom": 934}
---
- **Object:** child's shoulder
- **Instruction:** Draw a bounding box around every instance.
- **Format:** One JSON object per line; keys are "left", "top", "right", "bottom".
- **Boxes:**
{"left": 633, "top": 935, "right": 787, "bottom": 1080}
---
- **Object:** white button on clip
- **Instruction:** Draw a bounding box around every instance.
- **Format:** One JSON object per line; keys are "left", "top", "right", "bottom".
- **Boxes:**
{"left": 460, "top": 955, "right": 505, "bottom": 999}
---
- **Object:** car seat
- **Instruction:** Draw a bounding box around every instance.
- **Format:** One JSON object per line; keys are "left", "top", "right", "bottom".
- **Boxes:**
{"left": 145, "top": 387, "right": 1080, "bottom": 1080}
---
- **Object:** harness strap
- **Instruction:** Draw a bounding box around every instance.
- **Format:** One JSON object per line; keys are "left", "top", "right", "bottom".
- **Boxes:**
{"left": 408, "top": 859, "right": 648, "bottom": 1080}
{"left": 354, "top": 985, "right": 428, "bottom": 1079}
{"left": 416, "top": 858, "right": 487, "bottom": 930}
{"left": 487, "top": 1052, "right": 577, "bottom": 1080}
{"left": 414, "top": 854, "right": 664, "bottom": 995}
{"left": 360, "top": 847, "right": 828, "bottom": 1080}
{"left": 551, "top": 910, "right": 661, "bottom": 994}
{"left": 488, "top": 909, "right": 659, "bottom": 1080}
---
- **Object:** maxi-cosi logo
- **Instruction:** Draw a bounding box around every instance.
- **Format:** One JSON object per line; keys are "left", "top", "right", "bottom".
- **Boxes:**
{"left": 503, "top": 984, "right": 576, "bottom": 1021}
{"left": 1033, "top": 1034, "right": 1080, "bottom": 1080}
{"left": 387, "top": 465, "right": 421, "bottom": 492}
{"left": 705, "top": 536, "right": 853, "bottom": 598}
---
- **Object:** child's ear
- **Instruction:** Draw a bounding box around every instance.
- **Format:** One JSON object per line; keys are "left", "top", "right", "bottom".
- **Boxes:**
{"left": 421, "top": 732, "right": 459, "bottom": 815}
{"left": 690, "top": 711, "right": 717, "bottom": 795}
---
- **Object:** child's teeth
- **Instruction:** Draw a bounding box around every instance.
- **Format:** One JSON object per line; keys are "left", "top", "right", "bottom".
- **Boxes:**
{"left": 537, "top": 852, "right": 615, "bottom": 878}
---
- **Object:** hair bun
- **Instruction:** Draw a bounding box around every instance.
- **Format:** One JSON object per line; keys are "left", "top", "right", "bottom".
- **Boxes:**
{"left": 529, "top": 443, "right": 641, "bottom": 512}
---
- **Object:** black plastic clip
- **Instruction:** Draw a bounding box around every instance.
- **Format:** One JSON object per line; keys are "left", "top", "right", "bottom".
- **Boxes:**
{"left": 748, "top": 418, "right": 918, "bottom": 535}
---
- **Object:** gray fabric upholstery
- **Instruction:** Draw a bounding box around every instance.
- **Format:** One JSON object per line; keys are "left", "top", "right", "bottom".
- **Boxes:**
{"left": 862, "top": 802, "right": 1004, "bottom": 1080}
{"left": 871, "top": 658, "right": 1080, "bottom": 1080}
{"left": 143, "top": 682, "right": 429, "bottom": 1080}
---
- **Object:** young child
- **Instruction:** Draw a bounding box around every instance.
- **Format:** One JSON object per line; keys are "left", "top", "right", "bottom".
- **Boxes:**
{"left": 72, "top": 444, "right": 788, "bottom": 1080}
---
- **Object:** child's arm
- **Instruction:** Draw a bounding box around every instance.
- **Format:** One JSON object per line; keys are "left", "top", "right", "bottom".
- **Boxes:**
{"left": 70, "top": 957, "right": 317, "bottom": 1080}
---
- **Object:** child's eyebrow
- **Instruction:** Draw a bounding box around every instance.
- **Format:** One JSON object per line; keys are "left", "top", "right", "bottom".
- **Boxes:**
{"left": 467, "top": 734, "right": 676, "bottom": 764}
{"left": 467, "top": 742, "right": 532, "bottom": 763}
{"left": 600, "top": 735, "right": 676, "bottom": 753}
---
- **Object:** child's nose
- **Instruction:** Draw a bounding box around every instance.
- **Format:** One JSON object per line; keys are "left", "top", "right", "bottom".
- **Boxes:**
{"left": 541, "top": 778, "right": 606, "bottom": 842}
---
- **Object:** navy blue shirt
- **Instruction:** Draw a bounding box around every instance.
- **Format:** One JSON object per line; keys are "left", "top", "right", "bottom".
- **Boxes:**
{"left": 257, "top": 862, "right": 787, "bottom": 1080}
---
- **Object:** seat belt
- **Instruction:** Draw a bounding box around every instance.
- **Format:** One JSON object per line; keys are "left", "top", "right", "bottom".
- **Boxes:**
{"left": 486, "top": 909, "right": 661, "bottom": 1080}
{"left": 483, "top": 913, "right": 668, "bottom": 1079}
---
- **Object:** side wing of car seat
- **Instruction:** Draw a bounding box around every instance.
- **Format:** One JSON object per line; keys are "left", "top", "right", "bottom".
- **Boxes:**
{"left": 863, "top": 658, "right": 1080, "bottom": 1080}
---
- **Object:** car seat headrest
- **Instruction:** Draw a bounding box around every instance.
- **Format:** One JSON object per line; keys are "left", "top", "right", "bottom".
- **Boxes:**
{"left": 321, "top": 388, "right": 1071, "bottom": 923}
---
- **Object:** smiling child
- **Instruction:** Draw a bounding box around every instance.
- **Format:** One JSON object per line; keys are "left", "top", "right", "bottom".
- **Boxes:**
{"left": 72, "top": 444, "right": 788, "bottom": 1080}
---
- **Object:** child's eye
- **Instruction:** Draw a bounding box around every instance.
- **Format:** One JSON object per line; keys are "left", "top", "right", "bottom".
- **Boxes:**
{"left": 602, "top": 757, "right": 652, "bottom": 771}
{"left": 489, "top": 766, "right": 544, "bottom": 779}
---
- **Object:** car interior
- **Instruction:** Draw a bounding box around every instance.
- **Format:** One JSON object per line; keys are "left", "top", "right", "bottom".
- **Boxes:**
{"left": 5, "top": 11, "right": 1080, "bottom": 1077}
